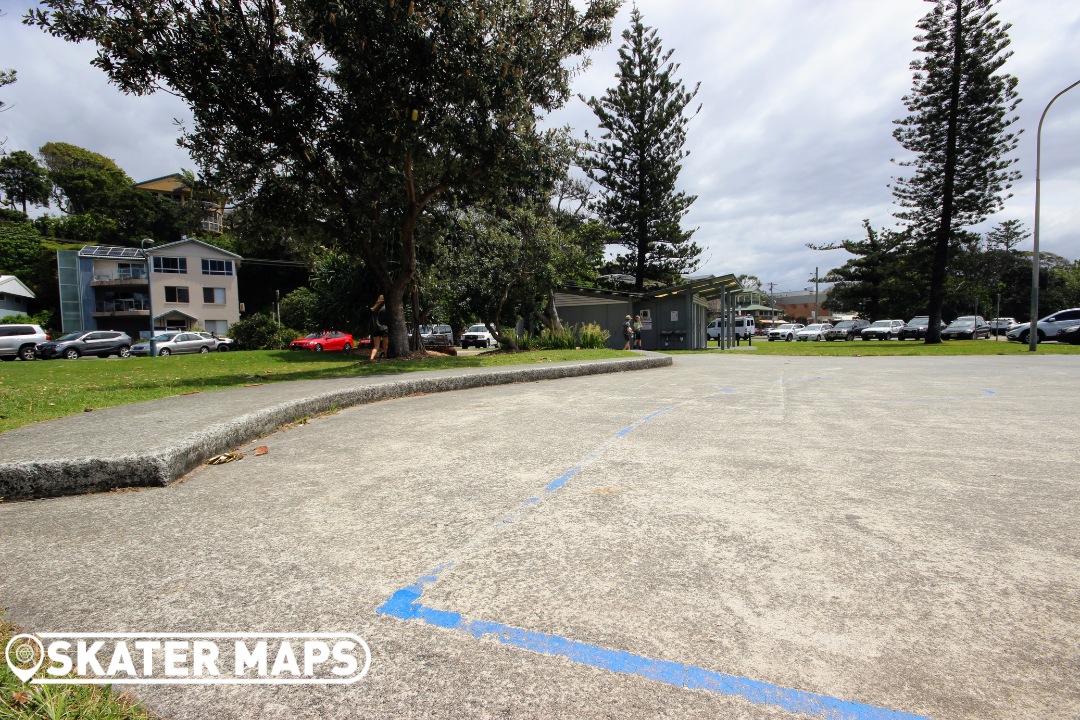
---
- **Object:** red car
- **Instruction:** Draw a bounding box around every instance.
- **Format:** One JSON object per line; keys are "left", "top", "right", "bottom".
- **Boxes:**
{"left": 289, "top": 331, "right": 355, "bottom": 352}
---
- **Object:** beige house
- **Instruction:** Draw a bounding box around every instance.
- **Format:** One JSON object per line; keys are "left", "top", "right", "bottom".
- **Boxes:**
{"left": 57, "top": 239, "right": 243, "bottom": 337}
{"left": 133, "top": 173, "right": 227, "bottom": 234}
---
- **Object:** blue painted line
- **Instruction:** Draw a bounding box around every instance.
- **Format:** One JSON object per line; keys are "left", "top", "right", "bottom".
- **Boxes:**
{"left": 377, "top": 575, "right": 928, "bottom": 720}
{"left": 544, "top": 466, "right": 581, "bottom": 492}
{"left": 979, "top": 388, "right": 996, "bottom": 396}
{"left": 377, "top": 405, "right": 935, "bottom": 718}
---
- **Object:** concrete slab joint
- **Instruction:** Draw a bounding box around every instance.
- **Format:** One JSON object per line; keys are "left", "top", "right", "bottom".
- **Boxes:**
{"left": 0, "top": 353, "right": 671, "bottom": 502}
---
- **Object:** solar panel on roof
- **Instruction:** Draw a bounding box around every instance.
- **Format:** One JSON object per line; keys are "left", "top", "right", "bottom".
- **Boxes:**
{"left": 78, "top": 245, "right": 143, "bottom": 258}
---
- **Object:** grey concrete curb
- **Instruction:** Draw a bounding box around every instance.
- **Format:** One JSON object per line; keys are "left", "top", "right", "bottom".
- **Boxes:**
{"left": 0, "top": 354, "right": 671, "bottom": 502}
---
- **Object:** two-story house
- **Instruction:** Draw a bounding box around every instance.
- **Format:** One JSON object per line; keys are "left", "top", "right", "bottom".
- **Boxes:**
{"left": 132, "top": 173, "right": 227, "bottom": 234}
{"left": 56, "top": 238, "right": 243, "bottom": 338}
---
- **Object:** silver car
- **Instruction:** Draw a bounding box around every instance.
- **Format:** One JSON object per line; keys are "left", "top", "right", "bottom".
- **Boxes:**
{"left": 131, "top": 331, "right": 217, "bottom": 356}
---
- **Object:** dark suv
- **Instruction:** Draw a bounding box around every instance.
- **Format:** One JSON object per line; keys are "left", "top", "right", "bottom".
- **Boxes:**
{"left": 823, "top": 319, "right": 869, "bottom": 341}
{"left": 898, "top": 316, "right": 946, "bottom": 340}
{"left": 36, "top": 330, "right": 134, "bottom": 359}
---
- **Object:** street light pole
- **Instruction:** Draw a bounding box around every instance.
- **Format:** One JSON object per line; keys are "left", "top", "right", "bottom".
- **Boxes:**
{"left": 141, "top": 238, "right": 156, "bottom": 357}
{"left": 1029, "top": 78, "right": 1080, "bottom": 352}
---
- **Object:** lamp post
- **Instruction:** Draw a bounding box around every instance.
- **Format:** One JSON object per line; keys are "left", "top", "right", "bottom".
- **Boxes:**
{"left": 141, "top": 238, "right": 156, "bottom": 357}
{"left": 1029, "top": 78, "right": 1080, "bottom": 352}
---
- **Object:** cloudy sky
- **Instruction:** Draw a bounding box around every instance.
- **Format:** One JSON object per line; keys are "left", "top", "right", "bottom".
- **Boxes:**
{"left": 2, "top": 1, "right": 1079, "bottom": 292}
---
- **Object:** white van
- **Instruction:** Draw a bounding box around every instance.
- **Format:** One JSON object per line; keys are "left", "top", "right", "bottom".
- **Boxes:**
{"left": 706, "top": 316, "right": 755, "bottom": 340}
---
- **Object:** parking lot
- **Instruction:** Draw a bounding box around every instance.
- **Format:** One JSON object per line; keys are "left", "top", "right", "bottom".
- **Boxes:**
{"left": 1, "top": 354, "right": 1077, "bottom": 719}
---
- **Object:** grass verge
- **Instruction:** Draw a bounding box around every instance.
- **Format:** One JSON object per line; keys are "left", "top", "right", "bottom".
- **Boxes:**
{"left": 0, "top": 349, "right": 631, "bottom": 433}
{"left": 1, "top": 613, "right": 157, "bottom": 720}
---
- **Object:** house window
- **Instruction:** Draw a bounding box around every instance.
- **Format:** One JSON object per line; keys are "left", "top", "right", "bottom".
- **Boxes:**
{"left": 165, "top": 286, "right": 190, "bottom": 303}
{"left": 152, "top": 256, "right": 187, "bottom": 274}
{"left": 205, "top": 320, "right": 228, "bottom": 335}
{"left": 116, "top": 262, "right": 146, "bottom": 280}
{"left": 201, "top": 259, "right": 234, "bottom": 276}
{"left": 203, "top": 287, "right": 226, "bottom": 304}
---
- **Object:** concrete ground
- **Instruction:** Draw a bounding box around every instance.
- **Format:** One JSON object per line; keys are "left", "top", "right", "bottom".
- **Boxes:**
{"left": 1, "top": 354, "right": 1077, "bottom": 719}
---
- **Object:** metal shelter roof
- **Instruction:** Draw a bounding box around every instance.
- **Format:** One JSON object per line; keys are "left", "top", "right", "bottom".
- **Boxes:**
{"left": 644, "top": 274, "right": 742, "bottom": 301}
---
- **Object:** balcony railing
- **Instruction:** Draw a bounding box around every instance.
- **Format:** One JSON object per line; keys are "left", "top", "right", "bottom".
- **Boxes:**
{"left": 91, "top": 269, "right": 149, "bottom": 283}
{"left": 94, "top": 298, "right": 150, "bottom": 313}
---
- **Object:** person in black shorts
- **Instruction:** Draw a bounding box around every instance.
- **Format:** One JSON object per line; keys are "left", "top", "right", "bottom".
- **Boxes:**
{"left": 370, "top": 295, "right": 388, "bottom": 361}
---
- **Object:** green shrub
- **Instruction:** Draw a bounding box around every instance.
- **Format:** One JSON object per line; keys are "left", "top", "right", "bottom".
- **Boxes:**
{"left": 229, "top": 312, "right": 299, "bottom": 350}
{"left": 1, "top": 309, "right": 54, "bottom": 328}
{"left": 503, "top": 322, "right": 610, "bottom": 351}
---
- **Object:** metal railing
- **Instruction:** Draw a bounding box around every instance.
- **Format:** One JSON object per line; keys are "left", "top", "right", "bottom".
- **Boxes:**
{"left": 92, "top": 269, "right": 149, "bottom": 282}
{"left": 94, "top": 298, "right": 150, "bottom": 313}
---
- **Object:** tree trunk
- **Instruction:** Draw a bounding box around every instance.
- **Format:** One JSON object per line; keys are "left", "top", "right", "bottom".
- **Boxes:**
{"left": 925, "top": 0, "right": 965, "bottom": 345}
{"left": 543, "top": 291, "right": 563, "bottom": 332}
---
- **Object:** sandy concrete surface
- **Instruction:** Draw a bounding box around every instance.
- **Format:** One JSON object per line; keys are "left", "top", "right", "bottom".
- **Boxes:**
{"left": 1, "top": 354, "right": 1077, "bottom": 719}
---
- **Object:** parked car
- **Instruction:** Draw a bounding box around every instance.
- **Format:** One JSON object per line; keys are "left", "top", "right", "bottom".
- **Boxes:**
{"left": 420, "top": 324, "right": 455, "bottom": 347}
{"left": 766, "top": 323, "right": 805, "bottom": 342}
{"left": 1056, "top": 324, "right": 1080, "bottom": 344}
{"left": 796, "top": 323, "right": 833, "bottom": 341}
{"left": 195, "top": 331, "right": 236, "bottom": 351}
{"left": 1006, "top": 308, "right": 1080, "bottom": 344}
{"left": 941, "top": 316, "right": 991, "bottom": 340}
{"left": 289, "top": 330, "right": 355, "bottom": 352}
{"left": 36, "top": 330, "right": 133, "bottom": 359}
{"left": 861, "top": 319, "right": 905, "bottom": 340}
{"left": 131, "top": 331, "right": 218, "bottom": 356}
{"left": 460, "top": 323, "right": 498, "bottom": 349}
{"left": 988, "top": 317, "right": 1017, "bottom": 336}
{"left": 898, "top": 316, "right": 946, "bottom": 340}
{"left": 707, "top": 316, "right": 756, "bottom": 340}
{"left": 0, "top": 323, "right": 48, "bottom": 361}
{"left": 823, "top": 319, "right": 869, "bottom": 341}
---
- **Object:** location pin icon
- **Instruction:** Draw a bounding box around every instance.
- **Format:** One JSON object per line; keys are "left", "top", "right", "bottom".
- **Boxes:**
{"left": 6, "top": 634, "right": 45, "bottom": 683}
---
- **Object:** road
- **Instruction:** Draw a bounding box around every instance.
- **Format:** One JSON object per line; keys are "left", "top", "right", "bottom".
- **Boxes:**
{"left": 1, "top": 354, "right": 1077, "bottom": 719}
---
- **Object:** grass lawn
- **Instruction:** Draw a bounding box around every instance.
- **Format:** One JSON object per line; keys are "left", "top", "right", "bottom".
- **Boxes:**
{"left": 685, "top": 337, "right": 1080, "bottom": 356}
{"left": 1, "top": 614, "right": 157, "bottom": 720}
{"left": 0, "top": 348, "right": 631, "bottom": 434}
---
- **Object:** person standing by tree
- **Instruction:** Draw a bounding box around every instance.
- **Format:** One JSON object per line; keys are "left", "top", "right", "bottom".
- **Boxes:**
{"left": 584, "top": 8, "right": 703, "bottom": 291}
{"left": 891, "top": 0, "right": 1021, "bottom": 344}
{"left": 369, "top": 295, "right": 388, "bottom": 362}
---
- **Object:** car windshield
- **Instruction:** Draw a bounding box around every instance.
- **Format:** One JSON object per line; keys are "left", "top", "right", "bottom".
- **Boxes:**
{"left": 152, "top": 333, "right": 177, "bottom": 341}
{"left": 467, "top": 325, "right": 486, "bottom": 332}
{"left": 775, "top": 324, "right": 795, "bottom": 331}
{"left": 303, "top": 333, "right": 325, "bottom": 339}
{"left": 833, "top": 321, "right": 853, "bottom": 329}
{"left": 908, "top": 317, "right": 929, "bottom": 325}
{"left": 802, "top": 325, "right": 825, "bottom": 331}
{"left": 870, "top": 321, "right": 892, "bottom": 327}
{"left": 949, "top": 319, "right": 975, "bottom": 327}
{"left": 55, "top": 332, "right": 84, "bottom": 341}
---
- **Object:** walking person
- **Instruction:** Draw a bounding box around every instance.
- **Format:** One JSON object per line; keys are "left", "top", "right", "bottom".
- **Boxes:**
{"left": 622, "top": 314, "right": 634, "bottom": 351}
{"left": 633, "top": 314, "right": 643, "bottom": 349}
{"left": 370, "top": 295, "right": 389, "bottom": 361}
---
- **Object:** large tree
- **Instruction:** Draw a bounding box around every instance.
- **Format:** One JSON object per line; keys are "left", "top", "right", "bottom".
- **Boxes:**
{"left": 38, "top": 142, "right": 132, "bottom": 215}
{"left": 583, "top": 8, "right": 701, "bottom": 291}
{"left": 811, "top": 220, "right": 923, "bottom": 321}
{"left": 28, "top": 0, "right": 618, "bottom": 357}
{"left": 891, "top": 0, "right": 1021, "bottom": 343}
{"left": 0, "top": 150, "right": 52, "bottom": 214}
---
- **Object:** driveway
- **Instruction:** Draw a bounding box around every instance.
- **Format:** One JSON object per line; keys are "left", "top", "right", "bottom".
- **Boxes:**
{"left": 1, "top": 355, "right": 1077, "bottom": 719}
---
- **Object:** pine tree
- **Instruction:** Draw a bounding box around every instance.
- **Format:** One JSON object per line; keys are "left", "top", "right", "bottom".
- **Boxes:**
{"left": 584, "top": 8, "right": 701, "bottom": 291}
{"left": 891, "top": 0, "right": 1021, "bottom": 343}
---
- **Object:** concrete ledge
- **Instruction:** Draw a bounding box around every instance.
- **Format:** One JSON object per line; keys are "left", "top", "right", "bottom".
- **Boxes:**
{"left": 0, "top": 354, "right": 671, "bottom": 502}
